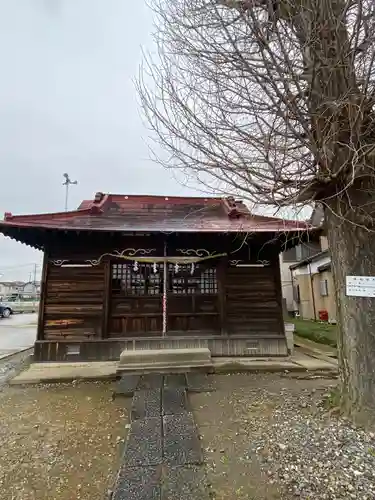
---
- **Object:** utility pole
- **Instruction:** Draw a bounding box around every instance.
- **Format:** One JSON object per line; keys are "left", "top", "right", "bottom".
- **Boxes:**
{"left": 33, "top": 263, "right": 38, "bottom": 296}
{"left": 62, "top": 173, "right": 78, "bottom": 211}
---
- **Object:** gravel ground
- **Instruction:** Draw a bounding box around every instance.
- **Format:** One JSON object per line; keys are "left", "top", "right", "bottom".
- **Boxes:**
{"left": 1, "top": 365, "right": 374, "bottom": 500}
{"left": 192, "top": 373, "right": 375, "bottom": 500}
{"left": 0, "top": 380, "right": 130, "bottom": 500}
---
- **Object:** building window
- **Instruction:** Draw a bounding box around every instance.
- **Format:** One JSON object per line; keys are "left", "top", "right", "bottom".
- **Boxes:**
{"left": 320, "top": 279, "right": 328, "bottom": 297}
{"left": 169, "top": 264, "right": 218, "bottom": 295}
{"left": 111, "top": 263, "right": 163, "bottom": 296}
{"left": 111, "top": 262, "right": 218, "bottom": 296}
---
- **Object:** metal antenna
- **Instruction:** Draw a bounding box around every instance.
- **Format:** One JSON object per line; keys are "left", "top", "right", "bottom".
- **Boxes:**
{"left": 62, "top": 173, "right": 78, "bottom": 211}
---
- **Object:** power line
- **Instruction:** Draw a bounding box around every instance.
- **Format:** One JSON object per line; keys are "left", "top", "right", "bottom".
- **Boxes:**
{"left": 0, "top": 262, "right": 41, "bottom": 271}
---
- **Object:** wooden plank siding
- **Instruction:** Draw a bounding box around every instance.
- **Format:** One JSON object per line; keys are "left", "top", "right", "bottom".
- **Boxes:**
{"left": 37, "top": 252, "right": 49, "bottom": 341}
{"left": 34, "top": 336, "right": 287, "bottom": 362}
{"left": 225, "top": 261, "right": 284, "bottom": 336}
{"left": 42, "top": 264, "right": 105, "bottom": 340}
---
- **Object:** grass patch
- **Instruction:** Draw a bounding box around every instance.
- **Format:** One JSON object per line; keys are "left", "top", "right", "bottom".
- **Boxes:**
{"left": 323, "top": 387, "right": 341, "bottom": 408}
{"left": 321, "top": 387, "right": 342, "bottom": 416}
{"left": 289, "top": 318, "right": 337, "bottom": 347}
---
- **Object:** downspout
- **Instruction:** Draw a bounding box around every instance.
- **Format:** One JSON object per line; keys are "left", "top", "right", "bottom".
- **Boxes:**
{"left": 290, "top": 267, "right": 297, "bottom": 316}
{"left": 309, "top": 262, "right": 317, "bottom": 321}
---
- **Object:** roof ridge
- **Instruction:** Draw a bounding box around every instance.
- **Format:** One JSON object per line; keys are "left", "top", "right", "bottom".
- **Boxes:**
{"left": 107, "top": 193, "right": 222, "bottom": 200}
{"left": 4, "top": 207, "right": 90, "bottom": 222}
{"left": 250, "top": 213, "right": 309, "bottom": 224}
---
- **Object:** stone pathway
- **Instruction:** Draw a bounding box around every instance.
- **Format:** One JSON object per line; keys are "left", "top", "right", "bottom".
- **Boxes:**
{"left": 111, "top": 373, "right": 212, "bottom": 500}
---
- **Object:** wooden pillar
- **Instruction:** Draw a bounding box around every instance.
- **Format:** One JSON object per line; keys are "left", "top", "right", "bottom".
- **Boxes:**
{"left": 101, "top": 260, "right": 111, "bottom": 338}
{"left": 37, "top": 251, "right": 49, "bottom": 341}
{"left": 218, "top": 257, "right": 227, "bottom": 335}
{"left": 272, "top": 254, "right": 285, "bottom": 335}
{"left": 162, "top": 241, "right": 167, "bottom": 336}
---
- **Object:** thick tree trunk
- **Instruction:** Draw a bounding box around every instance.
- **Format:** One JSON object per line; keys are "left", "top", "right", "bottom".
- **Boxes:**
{"left": 325, "top": 187, "right": 375, "bottom": 426}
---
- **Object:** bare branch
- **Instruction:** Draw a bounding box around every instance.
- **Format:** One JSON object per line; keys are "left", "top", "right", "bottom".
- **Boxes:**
{"left": 138, "top": 0, "right": 375, "bottom": 223}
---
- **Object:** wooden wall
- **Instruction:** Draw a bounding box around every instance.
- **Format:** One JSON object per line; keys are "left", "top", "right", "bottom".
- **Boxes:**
{"left": 225, "top": 261, "right": 284, "bottom": 336}
{"left": 37, "top": 232, "right": 285, "bottom": 344}
{"left": 42, "top": 264, "right": 106, "bottom": 340}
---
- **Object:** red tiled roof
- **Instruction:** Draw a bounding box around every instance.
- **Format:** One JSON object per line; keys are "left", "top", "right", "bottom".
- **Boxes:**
{"left": 0, "top": 193, "right": 309, "bottom": 233}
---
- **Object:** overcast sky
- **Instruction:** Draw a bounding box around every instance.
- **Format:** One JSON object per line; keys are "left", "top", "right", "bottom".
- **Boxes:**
{"left": 0, "top": 0, "right": 197, "bottom": 281}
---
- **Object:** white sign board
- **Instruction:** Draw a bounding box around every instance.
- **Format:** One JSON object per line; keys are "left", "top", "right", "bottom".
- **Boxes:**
{"left": 346, "top": 276, "right": 375, "bottom": 298}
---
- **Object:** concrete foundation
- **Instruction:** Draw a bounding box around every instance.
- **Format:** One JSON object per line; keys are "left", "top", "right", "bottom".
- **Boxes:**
{"left": 9, "top": 348, "right": 338, "bottom": 386}
{"left": 117, "top": 347, "right": 213, "bottom": 375}
{"left": 284, "top": 323, "right": 295, "bottom": 355}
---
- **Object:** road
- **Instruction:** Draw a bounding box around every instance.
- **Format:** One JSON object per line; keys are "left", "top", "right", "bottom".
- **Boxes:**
{"left": 0, "top": 313, "right": 37, "bottom": 359}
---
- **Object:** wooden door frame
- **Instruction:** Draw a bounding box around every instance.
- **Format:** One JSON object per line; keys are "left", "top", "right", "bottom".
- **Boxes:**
{"left": 164, "top": 259, "right": 222, "bottom": 336}
{"left": 108, "top": 260, "right": 164, "bottom": 336}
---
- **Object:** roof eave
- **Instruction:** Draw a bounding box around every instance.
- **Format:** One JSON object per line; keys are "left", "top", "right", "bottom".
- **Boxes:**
{"left": 289, "top": 249, "right": 330, "bottom": 270}
{"left": 0, "top": 222, "right": 309, "bottom": 233}
{"left": 318, "top": 262, "right": 331, "bottom": 273}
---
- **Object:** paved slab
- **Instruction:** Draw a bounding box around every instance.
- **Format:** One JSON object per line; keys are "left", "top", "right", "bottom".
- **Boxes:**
{"left": 164, "top": 373, "right": 186, "bottom": 388}
{"left": 213, "top": 357, "right": 301, "bottom": 373}
{"left": 113, "top": 376, "right": 208, "bottom": 499}
{"left": 162, "top": 387, "right": 189, "bottom": 415}
{"left": 114, "top": 375, "right": 140, "bottom": 397}
{"left": 10, "top": 361, "right": 118, "bottom": 384}
{"left": 138, "top": 374, "right": 163, "bottom": 390}
{"left": 292, "top": 353, "right": 338, "bottom": 370}
{"left": 162, "top": 466, "right": 210, "bottom": 500}
{"left": 163, "top": 413, "right": 203, "bottom": 465}
{"left": 294, "top": 334, "right": 337, "bottom": 357}
{"left": 123, "top": 417, "right": 163, "bottom": 467}
{"left": 113, "top": 466, "right": 161, "bottom": 500}
{"left": 131, "top": 389, "right": 162, "bottom": 420}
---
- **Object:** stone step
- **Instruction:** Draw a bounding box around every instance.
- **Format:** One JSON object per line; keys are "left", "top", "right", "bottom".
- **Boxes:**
{"left": 117, "top": 347, "right": 213, "bottom": 375}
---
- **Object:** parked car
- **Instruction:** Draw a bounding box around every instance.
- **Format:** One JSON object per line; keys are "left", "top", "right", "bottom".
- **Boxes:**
{"left": 1, "top": 294, "right": 39, "bottom": 314}
{"left": 0, "top": 303, "right": 13, "bottom": 318}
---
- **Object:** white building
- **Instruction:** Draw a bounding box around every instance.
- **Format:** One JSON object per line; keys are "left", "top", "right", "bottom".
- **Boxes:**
{"left": 0, "top": 281, "right": 24, "bottom": 299}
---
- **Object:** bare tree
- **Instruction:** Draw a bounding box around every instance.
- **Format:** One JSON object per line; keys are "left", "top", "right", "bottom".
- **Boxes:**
{"left": 139, "top": 0, "right": 375, "bottom": 424}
